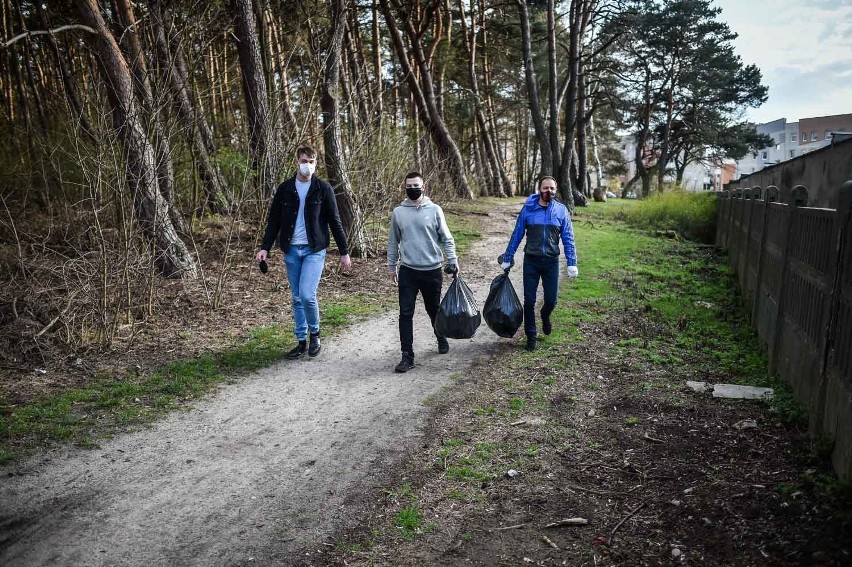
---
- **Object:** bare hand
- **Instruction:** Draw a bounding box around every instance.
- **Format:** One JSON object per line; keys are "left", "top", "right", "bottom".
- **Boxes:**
{"left": 256, "top": 250, "right": 268, "bottom": 263}
{"left": 339, "top": 254, "right": 352, "bottom": 272}
{"left": 390, "top": 271, "right": 398, "bottom": 286}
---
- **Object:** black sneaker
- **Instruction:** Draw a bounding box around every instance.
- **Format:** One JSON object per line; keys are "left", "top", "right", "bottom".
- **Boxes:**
{"left": 308, "top": 332, "right": 321, "bottom": 357}
{"left": 287, "top": 341, "right": 307, "bottom": 359}
{"left": 394, "top": 352, "right": 415, "bottom": 373}
{"left": 525, "top": 337, "right": 537, "bottom": 352}
{"left": 437, "top": 336, "right": 449, "bottom": 354}
{"left": 541, "top": 312, "right": 552, "bottom": 335}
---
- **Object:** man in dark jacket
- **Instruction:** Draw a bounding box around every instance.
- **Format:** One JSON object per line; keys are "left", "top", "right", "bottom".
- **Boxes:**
{"left": 256, "top": 146, "right": 351, "bottom": 359}
{"left": 500, "top": 176, "right": 577, "bottom": 352}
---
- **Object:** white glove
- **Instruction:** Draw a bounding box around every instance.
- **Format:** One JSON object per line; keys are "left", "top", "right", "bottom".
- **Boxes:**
{"left": 566, "top": 266, "right": 578, "bottom": 278}
{"left": 501, "top": 262, "right": 512, "bottom": 270}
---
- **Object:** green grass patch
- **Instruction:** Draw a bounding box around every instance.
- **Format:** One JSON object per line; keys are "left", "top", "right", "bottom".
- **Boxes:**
{"left": 394, "top": 505, "right": 424, "bottom": 540}
{"left": 584, "top": 191, "right": 717, "bottom": 243}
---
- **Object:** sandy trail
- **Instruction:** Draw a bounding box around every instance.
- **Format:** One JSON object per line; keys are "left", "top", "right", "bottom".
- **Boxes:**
{"left": 0, "top": 201, "right": 541, "bottom": 566}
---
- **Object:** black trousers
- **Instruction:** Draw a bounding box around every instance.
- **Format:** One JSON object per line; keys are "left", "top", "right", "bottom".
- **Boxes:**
{"left": 398, "top": 266, "right": 443, "bottom": 354}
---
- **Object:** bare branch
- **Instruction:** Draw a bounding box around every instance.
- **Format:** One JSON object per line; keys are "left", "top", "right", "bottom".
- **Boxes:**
{"left": 1, "top": 24, "right": 97, "bottom": 50}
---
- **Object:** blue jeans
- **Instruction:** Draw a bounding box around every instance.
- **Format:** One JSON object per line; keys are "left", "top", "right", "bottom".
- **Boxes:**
{"left": 284, "top": 245, "right": 326, "bottom": 340}
{"left": 522, "top": 255, "right": 559, "bottom": 339}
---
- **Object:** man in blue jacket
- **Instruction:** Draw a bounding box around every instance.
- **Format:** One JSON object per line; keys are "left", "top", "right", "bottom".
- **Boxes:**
{"left": 500, "top": 176, "right": 578, "bottom": 351}
{"left": 256, "top": 146, "right": 352, "bottom": 359}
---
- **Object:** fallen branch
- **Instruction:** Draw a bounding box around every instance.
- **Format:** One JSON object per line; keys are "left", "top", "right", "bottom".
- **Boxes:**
{"left": 545, "top": 518, "right": 589, "bottom": 528}
{"left": 492, "top": 523, "right": 526, "bottom": 531}
{"left": 643, "top": 432, "right": 664, "bottom": 444}
{"left": 542, "top": 535, "right": 559, "bottom": 549}
{"left": 610, "top": 502, "right": 646, "bottom": 542}
{"left": 510, "top": 419, "right": 527, "bottom": 426}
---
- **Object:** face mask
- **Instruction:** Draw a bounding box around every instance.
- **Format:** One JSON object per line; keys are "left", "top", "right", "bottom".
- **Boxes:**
{"left": 298, "top": 162, "right": 316, "bottom": 177}
{"left": 540, "top": 191, "right": 553, "bottom": 202}
{"left": 406, "top": 188, "right": 422, "bottom": 201}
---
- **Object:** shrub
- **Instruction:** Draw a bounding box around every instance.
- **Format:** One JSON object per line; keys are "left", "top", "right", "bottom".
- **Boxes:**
{"left": 624, "top": 190, "right": 717, "bottom": 243}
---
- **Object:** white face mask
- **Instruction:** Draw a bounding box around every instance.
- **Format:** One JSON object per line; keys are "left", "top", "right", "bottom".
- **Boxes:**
{"left": 298, "top": 162, "right": 316, "bottom": 177}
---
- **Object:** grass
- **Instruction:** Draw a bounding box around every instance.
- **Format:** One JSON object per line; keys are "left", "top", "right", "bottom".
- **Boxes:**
{"left": 595, "top": 191, "right": 717, "bottom": 243}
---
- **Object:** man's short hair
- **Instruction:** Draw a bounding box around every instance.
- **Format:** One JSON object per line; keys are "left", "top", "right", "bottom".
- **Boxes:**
{"left": 297, "top": 146, "right": 318, "bottom": 160}
{"left": 538, "top": 175, "right": 557, "bottom": 188}
{"left": 404, "top": 171, "right": 423, "bottom": 181}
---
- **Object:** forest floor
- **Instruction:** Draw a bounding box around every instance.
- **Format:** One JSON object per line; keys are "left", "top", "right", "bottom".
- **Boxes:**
{"left": 1, "top": 197, "right": 851, "bottom": 566}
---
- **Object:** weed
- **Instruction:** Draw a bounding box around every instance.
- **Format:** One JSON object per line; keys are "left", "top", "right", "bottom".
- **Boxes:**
{"left": 395, "top": 505, "right": 423, "bottom": 540}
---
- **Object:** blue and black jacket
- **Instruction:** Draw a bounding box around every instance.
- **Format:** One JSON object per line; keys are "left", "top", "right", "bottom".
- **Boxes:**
{"left": 502, "top": 194, "right": 577, "bottom": 266}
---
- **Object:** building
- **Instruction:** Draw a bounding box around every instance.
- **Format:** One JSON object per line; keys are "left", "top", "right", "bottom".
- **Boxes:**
{"left": 733, "top": 113, "right": 852, "bottom": 180}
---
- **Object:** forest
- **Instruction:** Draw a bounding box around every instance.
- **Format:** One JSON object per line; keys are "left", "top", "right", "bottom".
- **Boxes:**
{"left": 0, "top": 0, "right": 770, "bottom": 356}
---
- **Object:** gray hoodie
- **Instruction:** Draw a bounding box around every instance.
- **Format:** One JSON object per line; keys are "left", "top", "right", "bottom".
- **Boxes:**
{"left": 387, "top": 196, "right": 458, "bottom": 273}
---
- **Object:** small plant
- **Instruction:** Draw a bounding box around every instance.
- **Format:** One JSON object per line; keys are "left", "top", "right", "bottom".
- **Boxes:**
{"left": 625, "top": 416, "right": 640, "bottom": 426}
{"left": 395, "top": 505, "right": 423, "bottom": 540}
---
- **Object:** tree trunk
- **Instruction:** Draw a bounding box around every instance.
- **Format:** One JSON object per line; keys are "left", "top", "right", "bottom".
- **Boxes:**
{"left": 36, "top": 3, "right": 95, "bottom": 140}
{"left": 149, "top": 0, "right": 233, "bottom": 215}
{"left": 113, "top": 0, "right": 184, "bottom": 232}
{"left": 371, "top": 0, "right": 383, "bottom": 134}
{"left": 516, "top": 0, "right": 551, "bottom": 177}
{"left": 76, "top": 0, "right": 197, "bottom": 279}
{"left": 233, "top": 0, "right": 277, "bottom": 198}
{"left": 458, "top": 0, "right": 507, "bottom": 197}
{"left": 321, "top": 0, "right": 367, "bottom": 256}
{"left": 381, "top": 0, "right": 472, "bottom": 198}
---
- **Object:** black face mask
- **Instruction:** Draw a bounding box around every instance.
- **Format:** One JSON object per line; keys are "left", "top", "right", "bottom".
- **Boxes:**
{"left": 406, "top": 188, "right": 422, "bottom": 201}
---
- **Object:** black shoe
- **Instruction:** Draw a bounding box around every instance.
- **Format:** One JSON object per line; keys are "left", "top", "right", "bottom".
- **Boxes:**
{"left": 525, "top": 337, "right": 537, "bottom": 352}
{"left": 541, "top": 313, "right": 552, "bottom": 335}
{"left": 287, "top": 341, "right": 307, "bottom": 359}
{"left": 395, "top": 352, "right": 415, "bottom": 373}
{"left": 437, "top": 336, "right": 449, "bottom": 354}
{"left": 308, "top": 332, "right": 321, "bottom": 357}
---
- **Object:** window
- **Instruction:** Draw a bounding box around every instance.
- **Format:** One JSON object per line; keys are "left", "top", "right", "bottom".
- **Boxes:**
{"left": 761, "top": 151, "right": 768, "bottom": 160}
{"left": 790, "top": 150, "right": 796, "bottom": 158}
{"left": 825, "top": 130, "right": 832, "bottom": 139}
{"left": 811, "top": 131, "right": 818, "bottom": 141}
{"left": 802, "top": 132, "right": 808, "bottom": 142}
{"left": 791, "top": 133, "right": 797, "bottom": 143}
{"left": 775, "top": 144, "right": 781, "bottom": 151}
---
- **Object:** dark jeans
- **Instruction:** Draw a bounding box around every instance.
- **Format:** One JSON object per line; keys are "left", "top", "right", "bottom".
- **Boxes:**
{"left": 523, "top": 255, "right": 559, "bottom": 339}
{"left": 398, "top": 266, "right": 443, "bottom": 354}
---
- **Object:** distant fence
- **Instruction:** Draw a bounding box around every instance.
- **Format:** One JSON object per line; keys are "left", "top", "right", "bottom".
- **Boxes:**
{"left": 716, "top": 182, "right": 852, "bottom": 481}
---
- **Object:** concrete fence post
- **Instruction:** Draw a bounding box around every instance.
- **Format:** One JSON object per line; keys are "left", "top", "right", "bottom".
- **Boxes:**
{"left": 741, "top": 188, "right": 757, "bottom": 293}
{"left": 751, "top": 186, "right": 776, "bottom": 325}
{"left": 769, "top": 185, "right": 809, "bottom": 375}
{"left": 823, "top": 181, "right": 852, "bottom": 480}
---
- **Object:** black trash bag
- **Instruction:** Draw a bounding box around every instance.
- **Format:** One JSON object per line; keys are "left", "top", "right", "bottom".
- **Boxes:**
{"left": 483, "top": 272, "right": 523, "bottom": 338}
{"left": 435, "top": 274, "right": 481, "bottom": 339}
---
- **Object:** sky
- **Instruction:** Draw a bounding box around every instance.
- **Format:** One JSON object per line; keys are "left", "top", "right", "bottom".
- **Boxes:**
{"left": 713, "top": 0, "right": 852, "bottom": 125}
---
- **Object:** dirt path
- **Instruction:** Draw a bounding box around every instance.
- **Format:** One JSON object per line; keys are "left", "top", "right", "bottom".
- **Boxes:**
{"left": 0, "top": 201, "right": 526, "bottom": 566}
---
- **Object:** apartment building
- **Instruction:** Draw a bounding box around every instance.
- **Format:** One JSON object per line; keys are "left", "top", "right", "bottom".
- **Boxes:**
{"left": 734, "top": 113, "right": 852, "bottom": 180}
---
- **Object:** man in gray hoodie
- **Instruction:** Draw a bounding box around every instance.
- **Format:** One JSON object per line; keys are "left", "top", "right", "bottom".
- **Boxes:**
{"left": 387, "top": 172, "right": 459, "bottom": 372}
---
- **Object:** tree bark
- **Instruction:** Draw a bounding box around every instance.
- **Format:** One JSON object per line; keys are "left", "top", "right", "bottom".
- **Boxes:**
{"left": 35, "top": 3, "right": 95, "bottom": 140}
{"left": 458, "top": 0, "right": 508, "bottom": 197}
{"left": 75, "top": 0, "right": 197, "bottom": 279}
{"left": 381, "top": 0, "right": 472, "bottom": 198}
{"left": 149, "top": 0, "right": 233, "bottom": 215}
{"left": 516, "top": 0, "right": 552, "bottom": 177}
{"left": 233, "top": 0, "right": 277, "bottom": 198}
{"left": 321, "top": 0, "right": 367, "bottom": 255}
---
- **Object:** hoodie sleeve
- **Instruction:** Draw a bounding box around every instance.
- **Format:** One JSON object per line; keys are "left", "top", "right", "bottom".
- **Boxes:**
{"left": 561, "top": 207, "right": 577, "bottom": 266}
{"left": 387, "top": 209, "right": 401, "bottom": 273}
{"left": 435, "top": 206, "right": 457, "bottom": 265}
{"left": 502, "top": 206, "right": 527, "bottom": 264}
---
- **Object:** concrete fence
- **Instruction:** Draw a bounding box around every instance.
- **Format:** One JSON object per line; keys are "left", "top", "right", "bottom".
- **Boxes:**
{"left": 716, "top": 181, "right": 852, "bottom": 481}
